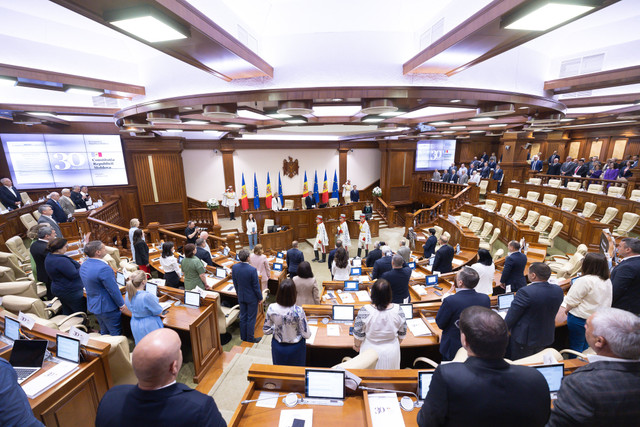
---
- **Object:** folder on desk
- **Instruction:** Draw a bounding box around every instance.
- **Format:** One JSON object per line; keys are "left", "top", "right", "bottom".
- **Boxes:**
{"left": 21, "top": 361, "right": 79, "bottom": 399}
{"left": 412, "top": 285, "right": 428, "bottom": 296}
{"left": 406, "top": 318, "right": 433, "bottom": 337}
{"left": 356, "top": 290, "right": 371, "bottom": 302}
{"left": 339, "top": 293, "right": 355, "bottom": 304}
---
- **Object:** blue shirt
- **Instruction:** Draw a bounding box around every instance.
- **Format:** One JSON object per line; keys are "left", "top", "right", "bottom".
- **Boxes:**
{"left": 0, "top": 359, "right": 44, "bottom": 427}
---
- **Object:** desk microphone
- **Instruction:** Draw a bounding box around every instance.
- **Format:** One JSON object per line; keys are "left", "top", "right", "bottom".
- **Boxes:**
{"left": 159, "top": 291, "right": 182, "bottom": 306}
{"left": 359, "top": 386, "right": 422, "bottom": 411}
{"left": 241, "top": 392, "right": 301, "bottom": 407}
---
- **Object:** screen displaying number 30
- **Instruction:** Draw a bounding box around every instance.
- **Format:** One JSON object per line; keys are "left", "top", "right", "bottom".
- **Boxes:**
{"left": 51, "top": 153, "right": 86, "bottom": 170}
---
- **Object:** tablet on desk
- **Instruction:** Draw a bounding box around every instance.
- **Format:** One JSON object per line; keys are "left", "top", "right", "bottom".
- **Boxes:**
{"left": 408, "top": 261, "right": 416, "bottom": 269}
{"left": 145, "top": 282, "right": 158, "bottom": 296}
{"left": 534, "top": 364, "right": 564, "bottom": 399}
{"left": 352, "top": 258, "right": 362, "bottom": 267}
{"left": 4, "top": 316, "right": 20, "bottom": 341}
{"left": 223, "top": 247, "right": 230, "bottom": 257}
{"left": 332, "top": 305, "right": 354, "bottom": 322}
{"left": 350, "top": 267, "right": 361, "bottom": 276}
{"left": 343, "top": 281, "right": 359, "bottom": 291}
{"left": 276, "top": 252, "right": 284, "bottom": 259}
{"left": 418, "top": 371, "right": 435, "bottom": 401}
{"left": 273, "top": 263, "right": 283, "bottom": 271}
{"left": 425, "top": 275, "right": 438, "bottom": 286}
{"left": 400, "top": 303, "right": 413, "bottom": 320}
{"left": 215, "top": 267, "right": 226, "bottom": 279}
{"left": 497, "top": 293, "right": 515, "bottom": 311}
{"left": 184, "top": 291, "right": 200, "bottom": 307}
{"left": 305, "top": 369, "right": 345, "bottom": 400}
{"left": 56, "top": 335, "right": 80, "bottom": 364}
{"left": 116, "top": 271, "right": 125, "bottom": 287}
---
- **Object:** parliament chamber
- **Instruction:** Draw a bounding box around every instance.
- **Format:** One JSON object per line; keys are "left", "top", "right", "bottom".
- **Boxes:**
{"left": 1, "top": 0, "right": 640, "bottom": 426}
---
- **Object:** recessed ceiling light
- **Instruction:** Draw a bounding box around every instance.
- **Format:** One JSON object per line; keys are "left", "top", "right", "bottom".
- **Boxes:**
{"left": 26, "top": 112, "right": 56, "bottom": 117}
{"left": 450, "top": 99, "right": 461, "bottom": 103}
{"left": 470, "top": 130, "right": 486, "bottom": 133}
{"left": 362, "top": 116, "right": 385, "bottom": 123}
{"left": 504, "top": 3, "right": 594, "bottom": 31}
{"left": 203, "top": 130, "right": 223, "bottom": 134}
{"left": 428, "top": 121, "right": 452, "bottom": 126}
{"left": 267, "top": 113, "right": 292, "bottom": 119}
{"left": 332, "top": 98, "right": 343, "bottom": 102}
{"left": 470, "top": 117, "right": 495, "bottom": 122}
{"left": 0, "top": 76, "right": 17, "bottom": 87}
{"left": 450, "top": 126, "right": 466, "bottom": 130}
{"left": 65, "top": 87, "right": 104, "bottom": 96}
{"left": 518, "top": 106, "right": 529, "bottom": 109}
{"left": 442, "top": 131, "right": 456, "bottom": 134}
{"left": 380, "top": 111, "right": 404, "bottom": 117}
{"left": 224, "top": 123, "right": 245, "bottom": 128}
{"left": 237, "top": 109, "right": 272, "bottom": 121}
{"left": 400, "top": 107, "right": 472, "bottom": 119}
{"left": 165, "top": 129, "right": 183, "bottom": 132}
{"left": 183, "top": 107, "right": 193, "bottom": 110}
{"left": 559, "top": 118, "right": 575, "bottom": 122}
{"left": 285, "top": 116, "right": 308, "bottom": 124}
{"left": 430, "top": 135, "right": 443, "bottom": 138}
{"left": 108, "top": 10, "right": 189, "bottom": 43}
{"left": 184, "top": 120, "right": 208, "bottom": 125}
{"left": 312, "top": 105, "right": 362, "bottom": 117}
{"left": 489, "top": 123, "right": 508, "bottom": 127}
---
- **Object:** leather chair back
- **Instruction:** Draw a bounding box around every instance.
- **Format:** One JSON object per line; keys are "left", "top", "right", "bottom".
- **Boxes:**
{"left": 6, "top": 236, "right": 30, "bottom": 263}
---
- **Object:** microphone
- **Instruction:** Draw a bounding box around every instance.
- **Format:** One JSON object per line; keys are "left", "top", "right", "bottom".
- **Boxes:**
{"left": 358, "top": 386, "right": 422, "bottom": 410}
{"left": 241, "top": 392, "right": 301, "bottom": 406}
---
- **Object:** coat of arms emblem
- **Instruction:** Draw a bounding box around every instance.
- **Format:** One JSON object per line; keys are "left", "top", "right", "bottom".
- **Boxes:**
{"left": 282, "top": 156, "right": 299, "bottom": 178}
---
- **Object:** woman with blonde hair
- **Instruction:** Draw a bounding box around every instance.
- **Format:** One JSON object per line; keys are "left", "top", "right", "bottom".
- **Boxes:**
{"left": 125, "top": 270, "right": 163, "bottom": 344}
{"left": 249, "top": 244, "right": 271, "bottom": 291}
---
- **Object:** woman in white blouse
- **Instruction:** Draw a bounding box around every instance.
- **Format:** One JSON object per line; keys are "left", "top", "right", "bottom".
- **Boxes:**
{"left": 263, "top": 279, "right": 311, "bottom": 366}
{"left": 470, "top": 249, "right": 495, "bottom": 295}
{"left": 246, "top": 213, "right": 258, "bottom": 250}
{"left": 159, "top": 242, "right": 181, "bottom": 288}
{"left": 560, "top": 252, "right": 612, "bottom": 353}
{"left": 331, "top": 247, "right": 351, "bottom": 280}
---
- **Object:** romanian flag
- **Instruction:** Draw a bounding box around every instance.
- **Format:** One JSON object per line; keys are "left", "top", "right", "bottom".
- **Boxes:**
{"left": 331, "top": 170, "right": 339, "bottom": 199}
{"left": 265, "top": 173, "right": 272, "bottom": 209}
{"left": 278, "top": 172, "right": 284, "bottom": 206}
{"left": 253, "top": 173, "right": 260, "bottom": 210}
{"left": 302, "top": 171, "right": 309, "bottom": 196}
{"left": 313, "top": 171, "right": 319, "bottom": 204}
{"left": 240, "top": 173, "right": 248, "bottom": 211}
{"left": 321, "top": 170, "right": 329, "bottom": 204}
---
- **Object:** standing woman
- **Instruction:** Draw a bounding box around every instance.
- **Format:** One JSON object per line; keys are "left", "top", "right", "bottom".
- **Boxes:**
{"left": 292, "top": 261, "right": 320, "bottom": 305}
{"left": 353, "top": 279, "right": 407, "bottom": 369}
{"left": 560, "top": 252, "right": 612, "bottom": 353}
{"left": 263, "top": 279, "right": 311, "bottom": 366}
{"left": 249, "top": 244, "right": 271, "bottom": 291}
{"left": 331, "top": 247, "right": 350, "bottom": 280}
{"left": 181, "top": 243, "right": 209, "bottom": 291}
{"left": 125, "top": 270, "right": 163, "bottom": 345}
{"left": 470, "top": 249, "right": 496, "bottom": 295}
{"left": 45, "top": 238, "right": 86, "bottom": 315}
{"left": 132, "top": 229, "right": 150, "bottom": 274}
{"left": 159, "top": 242, "right": 181, "bottom": 288}
{"left": 129, "top": 218, "right": 143, "bottom": 263}
{"left": 246, "top": 213, "right": 258, "bottom": 250}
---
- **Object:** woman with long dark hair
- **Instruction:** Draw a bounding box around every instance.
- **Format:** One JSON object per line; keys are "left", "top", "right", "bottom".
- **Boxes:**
{"left": 159, "top": 241, "right": 181, "bottom": 288}
{"left": 132, "top": 228, "right": 150, "bottom": 274}
{"left": 331, "top": 247, "right": 350, "bottom": 280}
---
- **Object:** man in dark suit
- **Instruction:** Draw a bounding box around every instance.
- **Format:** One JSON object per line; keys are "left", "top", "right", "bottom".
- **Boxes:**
{"left": 350, "top": 185, "right": 359, "bottom": 202}
{"left": 499, "top": 240, "right": 527, "bottom": 292}
{"left": 304, "top": 194, "right": 315, "bottom": 209}
{"left": 37, "top": 204, "right": 63, "bottom": 239}
{"left": 96, "top": 328, "right": 226, "bottom": 427}
{"left": 548, "top": 150, "right": 559, "bottom": 165}
{"left": 530, "top": 155, "right": 543, "bottom": 172}
{"left": 480, "top": 162, "right": 491, "bottom": 179}
{"left": 80, "top": 241, "right": 130, "bottom": 335}
{"left": 286, "top": 241, "right": 304, "bottom": 278}
{"left": 45, "top": 192, "right": 68, "bottom": 223}
{"left": 232, "top": 249, "right": 262, "bottom": 343}
{"left": 417, "top": 306, "right": 550, "bottom": 427}
{"left": 436, "top": 267, "right": 491, "bottom": 360}
{"left": 195, "top": 238, "right": 214, "bottom": 266}
{"left": 381, "top": 255, "right": 412, "bottom": 303}
{"left": 0, "top": 358, "right": 44, "bottom": 427}
{"left": 432, "top": 235, "right": 454, "bottom": 274}
{"left": 481, "top": 151, "right": 489, "bottom": 162}
{"left": 422, "top": 228, "right": 437, "bottom": 259}
{"left": 505, "top": 262, "right": 563, "bottom": 360}
{"left": 327, "top": 240, "right": 343, "bottom": 275}
{"left": 365, "top": 241, "right": 383, "bottom": 267}
{"left": 450, "top": 173, "right": 459, "bottom": 184}
{"left": 560, "top": 156, "right": 576, "bottom": 176}
{"left": 492, "top": 164, "right": 504, "bottom": 193}
{"left": 548, "top": 308, "right": 640, "bottom": 427}
{"left": 29, "top": 226, "right": 55, "bottom": 299}
{"left": 371, "top": 246, "right": 394, "bottom": 279}
{"left": 441, "top": 171, "right": 452, "bottom": 183}
{"left": 611, "top": 238, "right": 640, "bottom": 314}
{"left": 573, "top": 158, "right": 589, "bottom": 177}
{"left": 547, "top": 157, "right": 562, "bottom": 175}
{"left": 0, "top": 178, "right": 22, "bottom": 210}
{"left": 70, "top": 185, "right": 87, "bottom": 209}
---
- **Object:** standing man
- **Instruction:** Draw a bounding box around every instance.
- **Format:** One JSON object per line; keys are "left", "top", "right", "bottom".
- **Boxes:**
{"left": 492, "top": 164, "right": 504, "bottom": 193}
{"left": 531, "top": 155, "right": 543, "bottom": 172}
{"left": 381, "top": 255, "right": 412, "bottom": 304}
{"left": 372, "top": 246, "right": 396, "bottom": 279}
{"left": 184, "top": 221, "right": 198, "bottom": 245}
{"left": 80, "top": 241, "right": 130, "bottom": 335}
{"left": 436, "top": 268, "right": 491, "bottom": 360}
{"left": 499, "top": 240, "right": 527, "bottom": 292}
{"left": 350, "top": 185, "right": 360, "bottom": 203}
{"left": 441, "top": 169, "right": 452, "bottom": 183}
{"left": 480, "top": 162, "right": 491, "bottom": 179}
{"left": 432, "top": 235, "right": 454, "bottom": 274}
{"left": 481, "top": 151, "right": 489, "bottom": 162}
{"left": 458, "top": 172, "right": 469, "bottom": 185}
{"left": 70, "top": 185, "right": 86, "bottom": 209}
{"left": 222, "top": 186, "right": 239, "bottom": 220}
{"left": 59, "top": 189, "right": 76, "bottom": 218}
{"left": 422, "top": 228, "right": 437, "bottom": 259}
{"left": 397, "top": 240, "right": 411, "bottom": 263}
{"left": 232, "top": 249, "right": 262, "bottom": 343}
{"left": 327, "top": 240, "right": 343, "bottom": 276}
{"left": 30, "top": 226, "right": 56, "bottom": 299}
{"left": 417, "top": 306, "right": 550, "bottom": 427}
{"left": 504, "top": 262, "right": 563, "bottom": 359}
{"left": 195, "top": 238, "right": 214, "bottom": 266}
{"left": 286, "top": 241, "right": 304, "bottom": 278}
{"left": 337, "top": 214, "right": 351, "bottom": 255}
{"left": 357, "top": 214, "right": 371, "bottom": 258}
{"left": 365, "top": 241, "right": 383, "bottom": 267}
{"left": 432, "top": 170, "right": 441, "bottom": 182}
{"left": 312, "top": 215, "right": 328, "bottom": 263}
{"left": 457, "top": 163, "right": 468, "bottom": 178}
{"left": 45, "top": 192, "right": 68, "bottom": 223}
{"left": 37, "top": 204, "right": 63, "bottom": 239}
{"left": 342, "top": 179, "right": 352, "bottom": 203}
{"left": 548, "top": 150, "right": 560, "bottom": 165}
{"left": 610, "top": 238, "right": 640, "bottom": 314}
{"left": 573, "top": 158, "right": 589, "bottom": 177}
{"left": 548, "top": 157, "right": 562, "bottom": 175}
{"left": 548, "top": 308, "right": 640, "bottom": 427}
{"left": 560, "top": 156, "right": 576, "bottom": 176}
{"left": 0, "top": 177, "right": 22, "bottom": 210}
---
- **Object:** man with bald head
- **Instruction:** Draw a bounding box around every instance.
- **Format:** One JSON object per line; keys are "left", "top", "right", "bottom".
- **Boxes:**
{"left": 45, "top": 191, "right": 68, "bottom": 223}
{"left": 96, "top": 329, "right": 226, "bottom": 427}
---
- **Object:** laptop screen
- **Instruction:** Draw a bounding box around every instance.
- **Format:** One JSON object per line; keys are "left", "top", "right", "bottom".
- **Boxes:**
{"left": 273, "top": 263, "right": 283, "bottom": 271}
{"left": 498, "top": 293, "right": 515, "bottom": 310}
{"left": 343, "top": 281, "right": 359, "bottom": 291}
{"left": 534, "top": 364, "right": 564, "bottom": 393}
{"left": 408, "top": 262, "right": 416, "bottom": 269}
{"left": 184, "top": 291, "right": 200, "bottom": 307}
{"left": 426, "top": 275, "right": 438, "bottom": 286}
{"left": 332, "top": 305, "right": 354, "bottom": 322}
{"left": 350, "top": 267, "right": 361, "bottom": 276}
{"left": 145, "top": 282, "right": 157, "bottom": 296}
{"left": 10, "top": 339, "right": 48, "bottom": 368}
{"left": 276, "top": 252, "right": 284, "bottom": 259}
{"left": 4, "top": 317, "right": 20, "bottom": 341}
{"left": 418, "top": 371, "right": 434, "bottom": 400}
{"left": 352, "top": 258, "right": 362, "bottom": 267}
{"left": 215, "top": 267, "right": 226, "bottom": 278}
{"left": 305, "top": 369, "right": 345, "bottom": 399}
{"left": 56, "top": 335, "right": 80, "bottom": 363}
{"left": 116, "top": 271, "right": 125, "bottom": 287}
{"left": 400, "top": 303, "right": 413, "bottom": 320}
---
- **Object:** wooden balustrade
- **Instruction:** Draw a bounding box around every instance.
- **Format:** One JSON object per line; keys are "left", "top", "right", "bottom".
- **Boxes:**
{"left": 450, "top": 185, "right": 475, "bottom": 212}
{"left": 187, "top": 207, "right": 222, "bottom": 236}
{"left": 405, "top": 198, "right": 447, "bottom": 229}
{"left": 532, "top": 173, "right": 636, "bottom": 197}
{"left": 420, "top": 179, "right": 468, "bottom": 196}
{"left": 373, "top": 196, "right": 395, "bottom": 225}
{"left": 146, "top": 222, "right": 234, "bottom": 250}
{"left": 75, "top": 198, "right": 129, "bottom": 251}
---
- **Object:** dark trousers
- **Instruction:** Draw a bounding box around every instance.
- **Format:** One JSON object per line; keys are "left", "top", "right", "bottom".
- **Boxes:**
{"left": 164, "top": 271, "right": 180, "bottom": 288}
{"left": 95, "top": 310, "right": 122, "bottom": 335}
{"left": 567, "top": 312, "right": 588, "bottom": 355}
{"left": 508, "top": 339, "right": 544, "bottom": 361}
{"left": 239, "top": 301, "right": 258, "bottom": 341}
{"left": 288, "top": 271, "right": 297, "bottom": 279}
{"left": 272, "top": 338, "right": 306, "bottom": 366}
{"left": 57, "top": 290, "right": 86, "bottom": 316}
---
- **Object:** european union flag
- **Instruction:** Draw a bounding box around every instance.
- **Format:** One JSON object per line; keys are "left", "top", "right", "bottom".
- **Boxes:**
{"left": 313, "top": 170, "right": 320, "bottom": 204}
{"left": 331, "top": 170, "right": 339, "bottom": 199}
{"left": 278, "top": 172, "right": 284, "bottom": 205}
{"left": 253, "top": 173, "right": 260, "bottom": 210}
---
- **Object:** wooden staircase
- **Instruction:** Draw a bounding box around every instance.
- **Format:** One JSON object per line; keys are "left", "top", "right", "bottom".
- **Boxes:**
{"left": 220, "top": 228, "right": 242, "bottom": 252}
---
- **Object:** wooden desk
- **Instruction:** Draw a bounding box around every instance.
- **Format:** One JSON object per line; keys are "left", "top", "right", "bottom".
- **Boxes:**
{"left": 259, "top": 227, "right": 294, "bottom": 252}
{"left": 0, "top": 310, "right": 112, "bottom": 427}
{"left": 463, "top": 203, "right": 539, "bottom": 245}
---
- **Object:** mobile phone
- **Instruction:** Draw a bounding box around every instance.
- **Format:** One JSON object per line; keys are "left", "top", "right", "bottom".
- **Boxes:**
{"left": 434, "top": 285, "right": 443, "bottom": 291}
{"left": 349, "top": 326, "right": 354, "bottom": 336}
{"left": 434, "top": 291, "right": 442, "bottom": 296}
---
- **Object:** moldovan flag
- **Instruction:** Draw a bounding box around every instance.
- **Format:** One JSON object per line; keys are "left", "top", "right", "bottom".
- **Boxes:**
{"left": 240, "top": 173, "right": 248, "bottom": 211}
{"left": 253, "top": 173, "right": 260, "bottom": 210}
{"left": 321, "top": 170, "right": 329, "bottom": 204}
{"left": 303, "top": 171, "right": 309, "bottom": 196}
{"left": 265, "top": 173, "right": 272, "bottom": 209}
{"left": 331, "top": 170, "right": 339, "bottom": 199}
{"left": 278, "top": 172, "right": 284, "bottom": 205}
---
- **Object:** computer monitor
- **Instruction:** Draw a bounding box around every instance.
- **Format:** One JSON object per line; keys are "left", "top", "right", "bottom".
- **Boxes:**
{"left": 350, "top": 267, "right": 361, "bottom": 276}
{"left": 332, "top": 305, "right": 354, "bottom": 322}
{"left": 343, "top": 281, "right": 359, "bottom": 291}
{"left": 534, "top": 364, "right": 564, "bottom": 394}
{"left": 400, "top": 303, "right": 413, "bottom": 320}
{"left": 498, "top": 293, "right": 515, "bottom": 310}
{"left": 418, "top": 371, "right": 434, "bottom": 401}
{"left": 56, "top": 334, "right": 81, "bottom": 363}
{"left": 305, "top": 369, "right": 345, "bottom": 400}
{"left": 116, "top": 271, "right": 125, "bottom": 287}
{"left": 273, "top": 263, "right": 283, "bottom": 271}
{"left": 352, "top": 258, "right": 362, "bottom": 267}
{"left": 184, "top": 291, "right": 200, "bottom": 307}
{"left": 145, "top": 282, "right": 158, "bottom": 296}
{"left": 4, "top": 316, "right": 20, "bottom": 341}
{"left": 408, "top": 261, "right": 416, "bottom": 269}
{"left": 425, "top": 275, "right": 438, "bottom": 286}
{"left": 215, "top": 267, "right": 226, "bottom": 279}
{"left": 276, "top": 252, "right": 284, "bottom": 259}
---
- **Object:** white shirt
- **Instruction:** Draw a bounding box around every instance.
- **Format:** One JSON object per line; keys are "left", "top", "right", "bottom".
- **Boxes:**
{"left": 332, "top": 260, "right": 351, "bottom": 280}
{"left": 159, "top": 255, "right": 182, "bottom": 276}
{"left": 246, "top": 220, "right": 257, "bottom": 234}
{"left": 470, "top": 262, "right": 495, "bottom": 295}
{"left": 4, "top": 185, "right": 17, "bottom": 198}
{"left": 42, "top": 214, "right": 57, "bottom": 224}
{"left": 562, "top": 274, "right": 612, "bottom": 319}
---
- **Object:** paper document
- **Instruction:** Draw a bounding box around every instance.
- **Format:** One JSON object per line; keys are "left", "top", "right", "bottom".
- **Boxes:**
{"left": 326, "top": 324, "right": 340, "bottom": 337}
{"left": 411, "top": 271, "right": 426, "bottom": 279}
{"left": 224, "top": 284, "right": 236, "bottom": 294}
{"left": 22, "top": 361, "right": 79, "bottom": 399}
{"left": 159, "top": 301, "right": 174, "bottom": 311}
{"left": 406, "top": 318, "right": 432, "bottom": 337}
{"left": 339, "top": 293, "right": 355, "bottom": 304}
{"left": 278, "top": 409, "right": 313, "bottom": 427}
{"left": 367, "top": 393, "right": 405, "bottom": 427}
{"left": 206, "top": 277, "right": 221, "bottom": 288}
{"left": 307, "top": 325, "right": 318, "bottom": 345}
{"left": 412, "top": 285, "right": 427, "bottom": 296}
{"left": 358, "top": 275, "right": 369, "bottom": 283}
{"left": 356, "top": 290, "right": 371, "bottom": 302}
{"left": 256, "top": 391, "right": 280, "bottom": 408}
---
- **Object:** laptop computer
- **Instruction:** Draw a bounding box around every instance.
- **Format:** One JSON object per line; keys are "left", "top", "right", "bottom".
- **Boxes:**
{"left": 10, "top": 339, "right": 48, "bottom": 384}
{"left": 425, "top": 275, "right": 439, "bottom": 286}
{"left": 4, "top": 316, "right": 20, "bottom": 341}
{"left": 332, "top": 305, "right": 354, "bottom": 323}
{"left": 352, "top": 258, "right": 362, "bottom": 267}
{"left": 343, "top": 280, "right": 359, "bottom": 291}
{"left": 497, "top": 293, "right": 514, "bottom": 312}
{"left": 534, "top": 364, "right": 564, "bottom": 400}
{"left": 276, "top": 252, "right": 284, "bottom": 259}
{"left": 56, "top": 335, "right": 81, "bottom": 364}
{"left": 400, "top": 303, "right": 414, "bottom": 320}
{"left": 145, "top": 282, "right": 158, "bottom": 296}
{"left": 408, "top": 261, "right": 416, "bottom": 269}
{"left": 273, "top": 262, "right": 283, "bottom": 271}
{"left": 350, "top": 267, "right": 361, "bottom": 276}
{"left": 305, "top": 369, "right": 345, "bottom": 400}
{"left": 116, "top": 271, "right": 126, "bottom": 287}
{"left": 184, "top": 291, "right": 200, "bottom": 307}
{"left": 418, "top": 371, "right": 434, "bottom": 402}
{"left": 214, "top": 267, "right": 227, "bottom": 279}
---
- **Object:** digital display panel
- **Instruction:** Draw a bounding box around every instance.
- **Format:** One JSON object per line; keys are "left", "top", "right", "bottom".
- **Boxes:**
{"left": 415, "top": 139, "right": 457, "bottom": 171}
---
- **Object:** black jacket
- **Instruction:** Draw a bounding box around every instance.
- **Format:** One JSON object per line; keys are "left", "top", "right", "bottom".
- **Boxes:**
{"left": 432, "top": 244, "right": 454, "bottom": 274}
{"left": 423, "top": 235, "right": 437, "bottom": 258}
{"left": 285, "top": 248, "right": 304, "bottom": 274}
{"left": 380, "top": 267, "right": 412, "bottom": 303}
{"left": 0, "top": 186, "right": 21, "bottom": 210}
{"left": 611, "top": 256, "right": 640, "bottom": 314}
{"left": 365, "top": 248, "right": 382, "bottom": 267}
{"left": 500, "top": 251, "right": 528, "bottom": 291}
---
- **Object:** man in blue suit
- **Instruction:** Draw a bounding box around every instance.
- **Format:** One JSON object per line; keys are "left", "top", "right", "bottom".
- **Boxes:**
{"left": 436, "top": 267, "right": 491, "bottom": 360}
{"left": 195, "top": 238, "right": 214, "bottom": 266}
{"left": 611, "top": 238, "right": 640, "bottom": 314}
{"left": 492, "top": 164, "right": 504, "bottom": 193}
{"left": 286, "top": 241, "right": 304, "bottom": 278}
{"left": 423, "top": 228, "right": 437, "bottom": 259}
{"left": 499, "top": 241, "right": 527, "bottom": 292}
{"left": 45, "top": 192, "right": 68, "bottom": 223}
{"left": 505, "top": 262, "right": 564, "bottom": 359}
{"left": 350, "top": 185, "right": 360, "bottom": 202}
{"left": 432, "top": 235, "right": 454, "bottom": 274}
{"left": 371, "top": 245, "right": 396, "bottom": 279}
{"left": 381, "top": 255, "right": 412, "bottom": 303}
{"left": 480, "top": 162, "right": 491, "bottom": 178}
{"left": 232, "top": 249, "right": 262, "bottom": 343}
{"left": 531, "top": 155, "right": 543, "bottom": 171}
{"left": 80, "top": 241, "right": 129, "bottom": 335}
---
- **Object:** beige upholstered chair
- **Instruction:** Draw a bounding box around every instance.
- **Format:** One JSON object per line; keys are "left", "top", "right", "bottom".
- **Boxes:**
{"left": 498, "top": 203, "right": 513, "bottom": 217}
{"left": 20, "top": 213, "right": 38, "bottom": 232}
{"left": 479, "top": 222, "right": 493, "bottom": 239}
{"left": 457, "top": 212, "right": 473, "bottom": 228}
{"left": 1, "top": 295, "right": 86, "bottom": 332}
{"left": 581, "top": 202, "right": 597, "bottom": 218}
{"left": 526, "top": 191, "right": 540, "bottom": 202}
{"left": 587, "top": 184, "right": 603, "bottom": 194}
{"left": 20, "top": 192, "right": 33, "bottom": 205}
{"left": 0, "top": 281, "right": 40, "bottom": 298}
{"left": 599, "top": 207, "right": 618, "bottom": 225}
{"left": 412, "top": 356, "right": 439, "bottom": 369}
{"left": 328, "top": 197, "right": 339, "bottom": 207}
{"left": 104, "top": 246, "right": 137, "bottom": 272}
{"left": 283, "top": 199, "right": 294, "bottom": 210}
{"left": 468, "top": 216, "right": 484, "bottom": 234}
{"left": 343, "top": 194, "right": 351, "bottom": 204}
{"left": 32, "top": 210, "right": 41, "bottom": 220}
{"left": 433, "top": 226, "right": 444, "bottom": 240}
{"left": 478, "top": 180, "right": 489, "bottom": 195}
{"left": 566, "top": 182, "right": 581, "bottom": 191}
{"left": 0, "top": 201, "right": 6, "bottom": 211}
{"left": 5, "top": 237, "right": 31, "bottom": 266}
{"left": 511, "top": 206, "right": 526, "bottom": 222}
{"left": 0, "top": 252, "right": 29, "bottom": 279}
{"left": 353, "top": 210, "right": 362, "bottom": 220}
{"left": 561, "top": 198, "right": 578, "bottom": 212}
{"left": 631, "top": 189, "right": 640, "bottom": 201}
{"left": 300, "top": 197, "right": 307, "bottom": 209}
{"left": 88, "top": 334, "right": 137, "bottom": 386}
{"left": 528, "top": 177, "right": 542, "bottom": 186}
{"left": 533, "top": 215, "right": 552, "bottom": 234}
{"left": 263, "top": 219, "right": 275, "bottom": 234}
{"left": 483, "top": 199, "right": 497, "bottom": 212}
{"left": 480, "top": 228, "right": 500, "bottom": 251}
{"left": 547, "top": 179, "right": 561, "bottom": 188}
{"left": 607, "top": 186, "right": 625, "bottom": 198}
{"left": 612, "top": 212, "right": 640, "bottom": 237}
{"left": 506, "top": 188, "right": 520, "bottom": 198}
{"left": 538, "top": 221, "right": 563, "bottom": 247}
{"left": 512, "top": 348, "right": 563, "bottom": 365}
{"left": 523, "top": 211, "right": 540, "bottom": 227}
{"left": 210, "top": 291, "right": 240, "bottom": 335}
{"left": 548, "top": 244, "right": 587, "bottom": 279}
{"left": 442, "top": 231, "right": 451, "bottom": 241}
{"left": 333, "top": 349, "right": 378, "bottom": 370}
{"left": 542, "top": 194, "right": 557, "bottom": 206}
{"left": 492, "top": 248, "right": 504, "bottom": 261}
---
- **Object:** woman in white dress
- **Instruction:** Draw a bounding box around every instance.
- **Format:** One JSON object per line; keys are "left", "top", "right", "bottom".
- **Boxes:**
{"left": 470, "top": 249, "right": 495, "bottom": 295}
{"left": 331, "top": 247, "right": 351, "bottom": 280}
{"left": 353, "top": 279, "right": 407, "bottom": 369}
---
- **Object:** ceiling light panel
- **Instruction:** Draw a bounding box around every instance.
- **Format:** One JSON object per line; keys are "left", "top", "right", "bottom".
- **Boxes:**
{"left": 399, "top": 106, "right": 472, "bottom": 119}
{"left": 110, "top": 15, "right": 188, "bottom": 43}
{"left": 237, "top": 109, "right": 272, "bottom": 120}
{"left": 312, "top": 105, "right": 362, "bottom": 117}
{"left": 65, "top": 87, "right": 104, "bottom": 96}
{"left": 505, "top": 3, "right": 595, "bottom": 31}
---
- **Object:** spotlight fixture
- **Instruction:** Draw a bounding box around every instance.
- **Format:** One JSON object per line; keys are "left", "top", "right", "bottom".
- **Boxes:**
{"left": 284, "top": 116, "right": 308, "bottom": 124}
{"left": 503, "top": 2, "right": 595, "bottom": 31}
{"left": 361, "top": 99, "right": 398, "bottom": 115}
{"left": 428, "top": 121, "right": 452, "bottom": 126}
{"left": 450, "top": 99, "right": 461, "bottom": 103}
{"left": 105, "top": 5, "right": 190, "bottom": 43}
{"left": 450, "top": 126, "right": 466, "bottom": 130}
{"left": 203, "top": 104, "right": 238, "bottom": 119}
{"left": 277, "top": 101, "right": 313, "bottom": 116}
{"left": 184, "top": 120, "right": 209, "bottom": 125}
{"left": 489, "top": 123, "right": 508, "bottom": 127}
{"left": 469, "top": 117, "right": 495, "bottom": 122}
